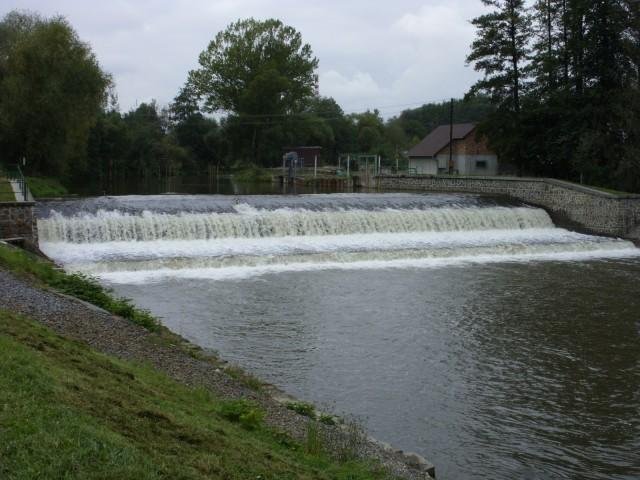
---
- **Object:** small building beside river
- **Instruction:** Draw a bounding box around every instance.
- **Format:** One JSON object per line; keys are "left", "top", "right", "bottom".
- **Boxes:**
{"left": 407, "top": 123, "right": 498, "bottom": 176}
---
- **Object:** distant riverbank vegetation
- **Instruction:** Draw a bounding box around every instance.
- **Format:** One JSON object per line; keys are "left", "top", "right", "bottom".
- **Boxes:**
{"left": 0, "top": 4, "right": 638, "bottom": 193}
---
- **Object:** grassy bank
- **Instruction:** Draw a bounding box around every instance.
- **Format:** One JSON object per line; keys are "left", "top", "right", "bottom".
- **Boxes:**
{"left": 0, "top": 310, "right": 392, "bottom": 479}
{"left": 0, "top": 243, "right": 159, "bottom": 332}
{"left": 0, "top": 177, "right": 15, "bottom": 201}
{"left": 26, "top": 176, "right": 69, "bottom": 198}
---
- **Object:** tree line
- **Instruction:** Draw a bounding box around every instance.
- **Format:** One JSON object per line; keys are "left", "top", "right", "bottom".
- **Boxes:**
{"left": 467, "top": 0, "right": 640, "bottom": 191}
{"left": 0, "top": 11, "right": 495, "bottom": 193}
{"left": 6, "top": 6, "right": 635, "bottom": 193}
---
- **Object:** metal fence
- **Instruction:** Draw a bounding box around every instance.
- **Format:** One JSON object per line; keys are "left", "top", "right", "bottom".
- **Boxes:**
{"left": 0, "top": 164, "right": 28, "bottom": 202}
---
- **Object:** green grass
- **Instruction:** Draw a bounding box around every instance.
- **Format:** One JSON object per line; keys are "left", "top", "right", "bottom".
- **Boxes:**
{"left": 0, "top": 177, "right": 16, "bottom": 201}
{"left": 0, "top": 310, "right": 393, "bottom": 480}
{"left": 0, "top": 243, "right": 159, "bottom": 332}
{"left": 26, "top": 176, "right": 69, "bottom": 198}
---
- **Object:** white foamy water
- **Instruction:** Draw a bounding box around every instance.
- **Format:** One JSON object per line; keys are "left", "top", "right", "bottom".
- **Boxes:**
{"left": 38, "top": 205, "right": 554, "bottom": 243}
{"left": 38, "top": 203, "right": 640, "bottom": 283}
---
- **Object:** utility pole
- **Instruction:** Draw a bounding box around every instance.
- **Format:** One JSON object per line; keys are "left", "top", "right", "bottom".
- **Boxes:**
{"left": 448, "top": 98, "right": 454, "bottom": 174}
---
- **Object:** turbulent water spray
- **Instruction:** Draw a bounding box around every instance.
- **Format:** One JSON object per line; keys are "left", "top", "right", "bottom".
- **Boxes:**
{"left": 38, "top": 206, "right": 554, "bottom": 244}
{"left": 37, "top": 199, "right": 639, "bottom": 282}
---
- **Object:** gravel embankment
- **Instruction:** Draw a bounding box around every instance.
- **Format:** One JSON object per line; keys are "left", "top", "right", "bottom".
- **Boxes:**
{"left": 0, "top": 267, "right": 434, "bottom": 479}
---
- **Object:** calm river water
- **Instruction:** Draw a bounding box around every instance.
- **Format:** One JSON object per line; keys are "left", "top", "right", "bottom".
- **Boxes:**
{"left": 37, "top": 193, "right": 640, "bottom": 480}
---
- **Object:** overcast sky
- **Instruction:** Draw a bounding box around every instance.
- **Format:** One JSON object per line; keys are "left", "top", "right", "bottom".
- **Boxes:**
{"left": 8, "top": 0, "right": 488, "bottom": 117}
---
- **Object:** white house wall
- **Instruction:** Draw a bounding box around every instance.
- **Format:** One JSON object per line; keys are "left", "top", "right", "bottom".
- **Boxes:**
{"left": 408, "top": 157, "right": 438, "bottom": 175}
{"left": 434, "top": 154, "right": 498, "bottom": 175}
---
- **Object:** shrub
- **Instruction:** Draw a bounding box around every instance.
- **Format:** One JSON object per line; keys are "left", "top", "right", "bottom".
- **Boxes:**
{"left": 218, "top": 399, "right": 264, "bottom": 430}
{"left": 286, "top": 401, "right": 315, "bottom": 418}
{"left": 319, "top": 413, "right": 336, "bottom": 426}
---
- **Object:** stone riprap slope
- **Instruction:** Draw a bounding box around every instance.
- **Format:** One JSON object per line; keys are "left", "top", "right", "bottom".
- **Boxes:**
{"left": 0, "top": 267, "right": 434, "bottom": 479}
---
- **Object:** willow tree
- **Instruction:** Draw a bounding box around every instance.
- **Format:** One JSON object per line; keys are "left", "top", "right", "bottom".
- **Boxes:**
{"left": 0, "top": 11, "right": 111, "bottom": 177}
{"left": 187, "top": 18, "right": 318, "bottom": 165}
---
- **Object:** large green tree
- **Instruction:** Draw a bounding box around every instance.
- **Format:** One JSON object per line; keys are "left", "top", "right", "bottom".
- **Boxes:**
{"left": 466, "top": 0, "right": 532, "bottom": 173}
{"left": 467, "top": 0, "right": 640, "bottom": 191}
{"left": 0, "top": 11, "right": 111, "bottom": 177}
{"left": 187, "top": 18, "right": 318, "bottom": 166}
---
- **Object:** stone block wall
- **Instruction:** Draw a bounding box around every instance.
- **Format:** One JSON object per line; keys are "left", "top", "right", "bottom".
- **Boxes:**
{"left": 0, "top": 202, "right": 38, "bottom": 247}
{"left": 376, "top": 175, "right": 640, "bottom": 238}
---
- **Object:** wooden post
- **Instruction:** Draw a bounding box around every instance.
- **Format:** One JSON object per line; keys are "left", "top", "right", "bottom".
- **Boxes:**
{"left": 449, "top": 98, "right": 454, "bottom": 174}
{"left": 314, "top": 155, "right": 317, "bottom": 178}
{"left": 365, "top": 156, "right": 368, "bottom": 186}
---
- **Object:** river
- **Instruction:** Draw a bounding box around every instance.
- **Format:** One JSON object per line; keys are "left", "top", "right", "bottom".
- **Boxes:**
{"left": 37, "top": 192, "right": 640, "bottom": 480}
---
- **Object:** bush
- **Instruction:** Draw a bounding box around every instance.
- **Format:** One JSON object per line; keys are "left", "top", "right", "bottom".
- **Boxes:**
{"left": 319, "top": 413, "right": 336, "bottom": 426}
{"left": 286, "top": 401, "right": 315, "bottom": 418}
{"left": 218, "top": 399, "right": 264, "bottom": 430}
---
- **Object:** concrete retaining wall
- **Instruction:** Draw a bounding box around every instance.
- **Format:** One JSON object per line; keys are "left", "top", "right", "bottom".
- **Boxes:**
{"left": 0, "top": 202, "right": 38, "bottom": 247}
{"left": 376, "top": 175, "right": 640, "bottom": 238}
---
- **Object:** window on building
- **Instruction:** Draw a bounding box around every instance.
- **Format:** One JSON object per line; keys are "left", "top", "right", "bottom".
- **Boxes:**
{"left": 476, "top": 160, "right": 487, "bottom": 169}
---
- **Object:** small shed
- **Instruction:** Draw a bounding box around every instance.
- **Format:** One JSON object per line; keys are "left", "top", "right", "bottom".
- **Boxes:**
{"left": 282, "top": 146, "right": 322, "bottom": 168}
{"left": 407, "top": 123, "right": 498, "bottom": 175}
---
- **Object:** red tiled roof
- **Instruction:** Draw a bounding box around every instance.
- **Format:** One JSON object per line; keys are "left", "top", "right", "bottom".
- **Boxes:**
{"left": 408, "top": 123, "right": 476, "bottom": 157}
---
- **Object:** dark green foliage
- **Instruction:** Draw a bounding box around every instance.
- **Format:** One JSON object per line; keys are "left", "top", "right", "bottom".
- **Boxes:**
{"left": 0, "top": 11, "right": 111, "bottom": 177}
{"left": 25, "top": 176, "right": 68, "bottom": 197}
{"left": 187, "top": 18, "right": 318, "bottom": 166}
{"left": 468, "top": 0, "right": 640, "bottom": 191}
{"left": 319, "top": 414, "right": 337, "bottom": 426}
{"left": 467, "top": 0, "right": 531, "bottom": 114}
{"left": 287, "top": 401, "right": 316, "bottom": 418}
{"left": 218, "top": 399, "right": 265, "bottom": 430}
{"left": 391, "top": 97, "right": 495, "bottom": 142}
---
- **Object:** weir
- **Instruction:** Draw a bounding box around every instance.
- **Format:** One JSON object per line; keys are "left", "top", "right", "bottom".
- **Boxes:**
{"left": 31, "top": 193, "right": 640, "bottom": 480}
{"left": 38, "top": 206, "right": 553, "bottom": 243}
{"left": 37, "top": 196, "right": 640, "bottom": 283}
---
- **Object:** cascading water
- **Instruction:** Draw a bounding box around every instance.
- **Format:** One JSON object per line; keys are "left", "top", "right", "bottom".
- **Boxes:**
{"left": 38, "top": 206, "right": 554, "bottom": 243}
{"left": 37, "top": 194, "right": 640, "bottom": 283}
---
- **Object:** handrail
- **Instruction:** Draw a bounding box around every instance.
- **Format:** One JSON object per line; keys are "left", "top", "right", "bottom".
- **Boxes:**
{"left": 2, "top": 164, "right": 28, "bottom": 202}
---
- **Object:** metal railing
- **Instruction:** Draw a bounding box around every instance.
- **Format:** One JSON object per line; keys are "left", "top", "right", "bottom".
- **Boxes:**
{"left": 0, "top": 164, "right": 29, "bottom": 202}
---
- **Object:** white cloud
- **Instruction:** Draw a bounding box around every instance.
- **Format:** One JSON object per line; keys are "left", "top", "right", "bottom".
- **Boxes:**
{"left": 319, "top": 70, "right": 383, "bottom": 108}
{"left": 393, "top": 3, "right": 474, "bottom": 39}
{"left": 6, "top": 0, "right": 485, "bottom": 116}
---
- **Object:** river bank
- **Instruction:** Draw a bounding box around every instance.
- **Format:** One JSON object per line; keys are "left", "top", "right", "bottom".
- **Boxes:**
{"left": 0, "top": 243, "right": 435, "bottom": 479}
